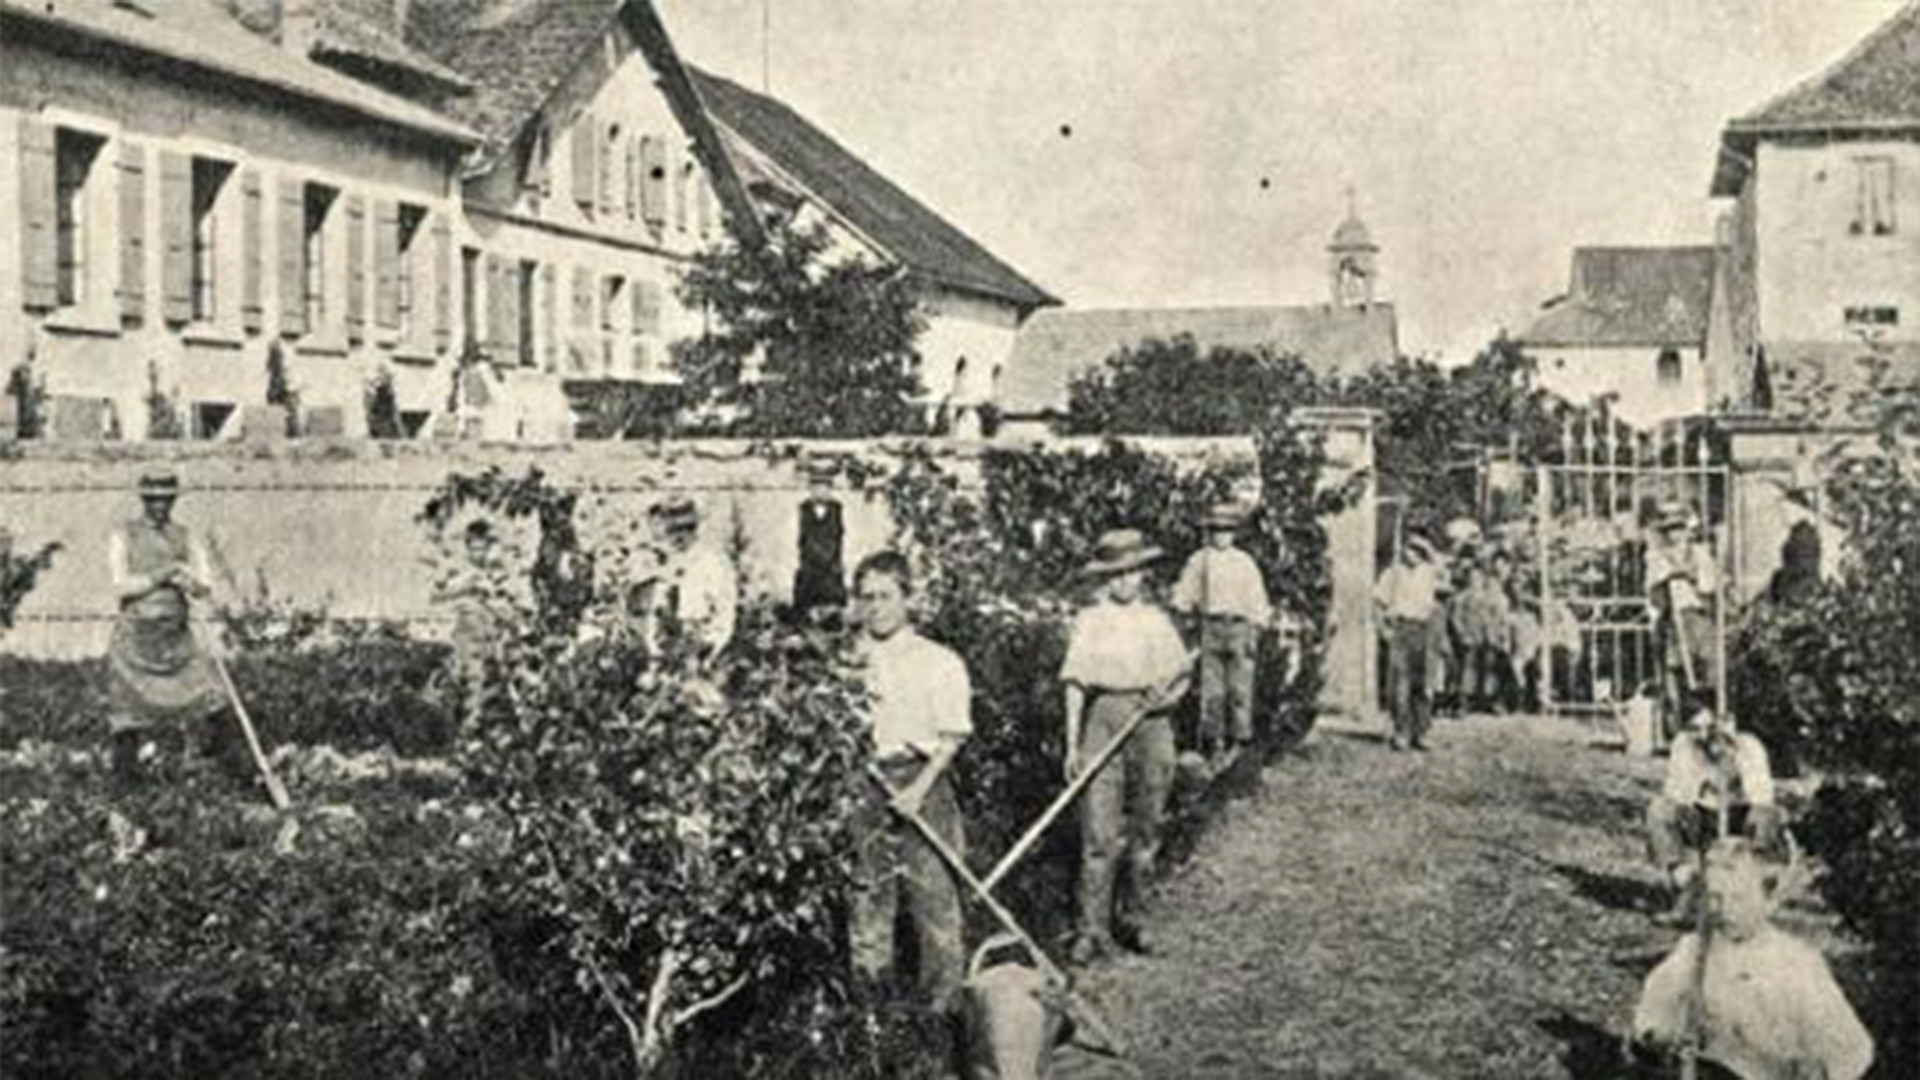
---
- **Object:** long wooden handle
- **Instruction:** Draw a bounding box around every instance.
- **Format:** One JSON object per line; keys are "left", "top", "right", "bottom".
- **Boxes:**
{"left": 198, "top": 624, "right": 292, "bottom": 811}
{"left": 868, "top": 767, "right": 1130, "bottom": 1059}
{"left": 982, "top": 703, "right": 1154, "bottom": 893}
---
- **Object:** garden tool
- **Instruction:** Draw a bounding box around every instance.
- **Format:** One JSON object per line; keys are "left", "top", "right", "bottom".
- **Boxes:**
{"left": 981, "top": 700, "right": 1158, "bottom": 894}
{"left": 194, "top": 620, "right": 292, "bottom": 811}
{"left": 866, "top": 766, "right": 1130, "bottom": 1060}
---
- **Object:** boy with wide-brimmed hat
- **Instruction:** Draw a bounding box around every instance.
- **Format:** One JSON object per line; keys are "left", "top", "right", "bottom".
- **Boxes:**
{"left": 645, "top": 494, "right": 738, "bottom": 658}
{"left": 1060, "top": 529, "right": 1193, "bottom": 963}
{"left": 103, "top": 470, "right": 234, "bottom": 793}
{"left": 1171, "top": 502, "right": 1272, "bottom": 769}
{"left": 1646, "top": 501, "right": 1719, "bottom": 733}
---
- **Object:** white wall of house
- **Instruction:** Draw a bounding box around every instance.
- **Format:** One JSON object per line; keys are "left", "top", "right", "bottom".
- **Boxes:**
{"left": 2, "top": 40, "right": 468, "bottom": 441}
{"left": 916, "top": 286, "right": 1022, "bottom": 411}
{"left": 1530, "top": 344, "right": 1709, "bottom": 428}
{"left": 1752, "top": 138, "right": 1920, "bottom": 346}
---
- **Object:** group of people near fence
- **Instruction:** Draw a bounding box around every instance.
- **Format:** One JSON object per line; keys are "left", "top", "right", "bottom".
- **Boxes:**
{"left": 97, "top": 469, "right": 1874, "bottom": 1080}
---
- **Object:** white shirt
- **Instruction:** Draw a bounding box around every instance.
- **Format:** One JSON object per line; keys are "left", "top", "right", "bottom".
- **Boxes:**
{"left": 107, "top": 523, "right": 212, "bottom": 603}
{"left": 1662, "top": 729, "right": 1775, "bottom": 809}
{"left": 1374, "top": 560, "right": 1441, "bottom": 622}
{"left": 1060, "top": 600, "right": 1191, "bottom": 692}
{"left": 1172, "top": 547, "right": 1272, "bottom": 626}
{"left": 1648, "top": 541, "right": 1718, "bottom": 612}
{"left": 860, "top": 628, "right": 972, "bottom": 756}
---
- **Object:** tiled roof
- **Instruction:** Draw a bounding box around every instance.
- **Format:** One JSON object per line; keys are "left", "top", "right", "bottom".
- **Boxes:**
{"left": 2, "top": 0, "right": 478, "bottom": 146}
{"left": 309, "top": 6, "right": 473, "bottom": 94}
{"left": 1000, "top": 304, "right": 1399, "bottom": 416}
{"left": 406, "top": 0, "right": 625, "bottom": 162}
{"left": 1521, "top": 247, "right": 1717, "bottom": 349}
{"left": 1713, "top": 2, "right": 1920, "bottom": 194}
{"left": 687, "top": 66, "right": 1058, "bottom": 311}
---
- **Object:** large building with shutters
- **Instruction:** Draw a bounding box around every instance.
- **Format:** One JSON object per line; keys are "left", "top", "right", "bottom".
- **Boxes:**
{"left": 1, "top": 0, "right": 1054, "bottom": 442}
{"left": 0, "top": 0, "right": 746, "bottom": 441}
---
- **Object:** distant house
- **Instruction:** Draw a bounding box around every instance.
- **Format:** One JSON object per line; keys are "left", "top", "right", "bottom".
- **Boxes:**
{"left": 687, "top": 67, "right": 1058, "bottom": 435}
{"left": 998, "top": 208, "right": 1399, "bottom": 434}
{"left": 1708, "top": 0, "right": 1920, "bottom": 418}
{"left": 1519, "top": 246, "right": 1718, "bottom": 428}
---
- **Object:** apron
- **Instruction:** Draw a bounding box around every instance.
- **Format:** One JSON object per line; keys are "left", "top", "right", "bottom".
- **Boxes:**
{"left": 106, "top": 519, "right": 223, "bottom": 730}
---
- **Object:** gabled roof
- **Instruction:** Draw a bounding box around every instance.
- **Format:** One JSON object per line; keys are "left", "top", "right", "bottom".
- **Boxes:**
{"left": 1001, "top": 304, "right": 1398, "bottom": 416}
{"left": 687, "top": 66, "right": 1059, "bottom": 311}
{"left": 1713, "top": 2, "right": 1920, "bottom": 195}
{"left": 1521, "top": 247, "right": 1717, "bottom": 350}
{"left": 309, "top": 6, "right": 473, "bottom": 95}
{"left": 2, "top": 0, "right": 478, "bottom": 147}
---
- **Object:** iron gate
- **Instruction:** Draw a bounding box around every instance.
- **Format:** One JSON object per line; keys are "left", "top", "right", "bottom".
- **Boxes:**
{"left": 1530, "top": 415, "right": 1733, "bottom": 728}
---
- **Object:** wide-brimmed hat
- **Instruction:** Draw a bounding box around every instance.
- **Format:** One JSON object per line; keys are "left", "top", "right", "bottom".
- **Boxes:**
{"left": 1203, "top": 502, "right": 1250, "bottom": 530}
{"left": 1406, "top": 534, "right": 1439, "bottom": 561}
{"left": 1655, "top": 502, "right": 1698, "bottom": 532}
{"left": 137, "top": 470, "right": 181, "bottom": 500}
{"left": 1080, "top": 529, "right": 1165, "bottom": 579}
{"left": 801, "top": 455, "right": 842, "bottom": 483}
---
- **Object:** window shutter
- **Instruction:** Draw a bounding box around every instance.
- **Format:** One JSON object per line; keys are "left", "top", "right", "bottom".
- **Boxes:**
{"left": 597, "top": 122, "right": 617, "bottom": 218}
{"left": 632, "top": 338, "right": 651, "bottom": 378}
{"left": 486, "top": 254, "right": 508, "bottom": 353}
{"left": 117, "top": 142, "right": 147, "bottom": 323}
{"left": 18, "top": 116, "right": 57, "bottom": 312}
{"left": 373, "top": 200, "right": 399, "bottom": 330}
{"left": 431, "top": 215, "right": 452, "bottom": 353}
{"left": 571, "top": 115, "right": 597, "bottom": 210}
{"left": 525, "top": 126, "right": 550, "bottom": 197}
{"left": 240, "top": 170, "right": 263, "bottom": 333}
{"left": 540, "top": 263, "right": 558, "bottom": 370}
{"left": 601, "top": 277, "right": 617, "bottom": 332}
{"left": 158, "top": 150, "right": 192, "bottom": 325}
{"left": 505, "top": 263, "right": 525, "bottom": 365}
{"left": 571, "top": 265, "right": 594, "bottom": 334}
{"left": 634, "top": 280, "right": 663, "bottom": 336}
{"left": 640, "top": 136, "right": 667, "bottom": 229}
{"left": 624, "top": 136, "right": 639, "bottom": 219}
{"left": 694, "top": 171, "right": 712, "bottom": 240}
{"left": 345, "top": 194, "right": 367, "bottom": 343}
{"left": 277, "top": 179, "right": 306, "bottom": 336}
{"left": 673, "top": 159, "right": 688, "bottom": 233}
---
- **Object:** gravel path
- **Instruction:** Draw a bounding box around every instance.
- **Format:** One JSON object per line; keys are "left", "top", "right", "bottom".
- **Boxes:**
{"left": 1066, "top": 714, "right": 1820, "bottom": 1080}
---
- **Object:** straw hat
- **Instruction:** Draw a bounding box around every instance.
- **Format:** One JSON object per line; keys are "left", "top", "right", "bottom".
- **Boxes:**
{"left": 136, "top": 470, "right": 181, "bottom": 500}
{"left": 1406, "top": 534, "right": 1439, "bottom": 561}
{"left": 649, "top": 495, "right": 699, "bottom": 528}
{"left": 1080, "top": 529, "right": 1165, "bottom": 579}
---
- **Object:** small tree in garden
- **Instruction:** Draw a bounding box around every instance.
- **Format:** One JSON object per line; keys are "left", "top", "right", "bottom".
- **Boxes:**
{"left": 364, "top": 368, "right": 403, "bottom": 439}
{"left": 6, "top": 361, "right": 47, "bottom": 439}
{"left": 423, "top": 467, "right": 872, "bottom": 1079}
{"left": 264, "top": 340, "right": 300, "bottom": 436}
{"left": 674, "top": 218, "right": 928, "bottom": 437}
{"left": 144, "top": 362, "right": 186, "bottom": 441}
{"left": 0, "top": 530, "right": 60, "bottom": 634}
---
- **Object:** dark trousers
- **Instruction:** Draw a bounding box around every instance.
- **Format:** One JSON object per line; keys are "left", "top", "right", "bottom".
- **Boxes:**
{"left": 108, "top": 711, "right": 245, "bottom": 793}
{"left": 1385, "top": 618, "right": 1431, "bottom": 744}
{"left": 1197, "top": 617, "right": 1257, "bottom": 749}
{"left": 852, "top": 764, "right": 967, "bottom": 1014}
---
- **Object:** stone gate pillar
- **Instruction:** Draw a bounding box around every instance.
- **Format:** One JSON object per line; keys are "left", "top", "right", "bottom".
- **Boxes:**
{"left": 1296, "top": 406, "right": 1379, "bottom": 720}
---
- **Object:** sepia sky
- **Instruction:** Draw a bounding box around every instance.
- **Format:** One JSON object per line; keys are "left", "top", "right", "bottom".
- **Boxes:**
{"left": 660, "top": 0, "right": 1906, "bottom": 361}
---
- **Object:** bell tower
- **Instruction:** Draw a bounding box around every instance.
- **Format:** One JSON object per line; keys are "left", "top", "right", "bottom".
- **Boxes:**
{"left": 1328, "top": 188, "right": 1380, "bottom": 309}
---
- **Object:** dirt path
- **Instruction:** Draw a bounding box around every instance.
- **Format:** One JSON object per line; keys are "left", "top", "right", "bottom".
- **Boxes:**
{"left": 1069, "top": 714, "right": 1832, "bottom": 1080}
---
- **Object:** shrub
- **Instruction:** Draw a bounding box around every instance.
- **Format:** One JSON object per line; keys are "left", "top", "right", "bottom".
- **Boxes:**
{"left": 0, "top": 760, "right": 538, "bottom": 1080}
{"left": 1, "top": 532, "right": 60, "bottom": 634}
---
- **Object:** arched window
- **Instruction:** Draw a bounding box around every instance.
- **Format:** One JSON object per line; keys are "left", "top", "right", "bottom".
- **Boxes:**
{"left": 1656, "top": 349, "right": 1683, "bottom": 385}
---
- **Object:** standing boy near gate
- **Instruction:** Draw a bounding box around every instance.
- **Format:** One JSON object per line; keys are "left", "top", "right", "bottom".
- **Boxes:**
{"left": 1172, "top": 503, "right": 1271, "bottom": 771}
{"left": 1373, "top": 533, "right": 1442, "bottom": 751}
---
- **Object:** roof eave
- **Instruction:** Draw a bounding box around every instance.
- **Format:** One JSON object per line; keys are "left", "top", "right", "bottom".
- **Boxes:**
{"left": 1, "top": 6, "right": 479, "bottom": 150}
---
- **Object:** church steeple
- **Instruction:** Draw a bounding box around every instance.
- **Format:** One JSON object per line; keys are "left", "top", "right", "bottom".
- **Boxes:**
{"left": 1329, "top": 188, "right": 1380, "bottom": 309}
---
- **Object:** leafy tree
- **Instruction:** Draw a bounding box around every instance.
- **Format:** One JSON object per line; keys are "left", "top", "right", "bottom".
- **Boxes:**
{"left": 264, "top": 340, "right": 300, "bottom": 436}
{"left": 144, "top": 362, "right": 185, "bottom": 441}
{"left": 364, "top": 368, "right": 403, "bottom": 439}
{"left": 5, "top": 362, "right": 47, "bottom": 439}
{"left": 674, "top": 219, "right": 928, "bottom": 437}
{"left": 0, "top": 531, "right": 59, "bottom": 633}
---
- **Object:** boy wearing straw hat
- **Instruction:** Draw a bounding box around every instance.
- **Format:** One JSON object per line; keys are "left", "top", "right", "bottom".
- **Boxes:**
{"left": 1373, "top": 532, "right": 1443, "bottom": 750}
{"left": 103, "top": 470, "right": 232, "bottom": 789}
{"left": 647, "top": 495, "right": 739, "bottom": 658}
{"left": 1172, "top": 502, "right": 1271, "bottom": 769}
{"left": 1061, "top": 530, "right": 1193, "bottom": 963}
{"left": 1647, "top": 503, "right": 1719, "bottom": 732}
